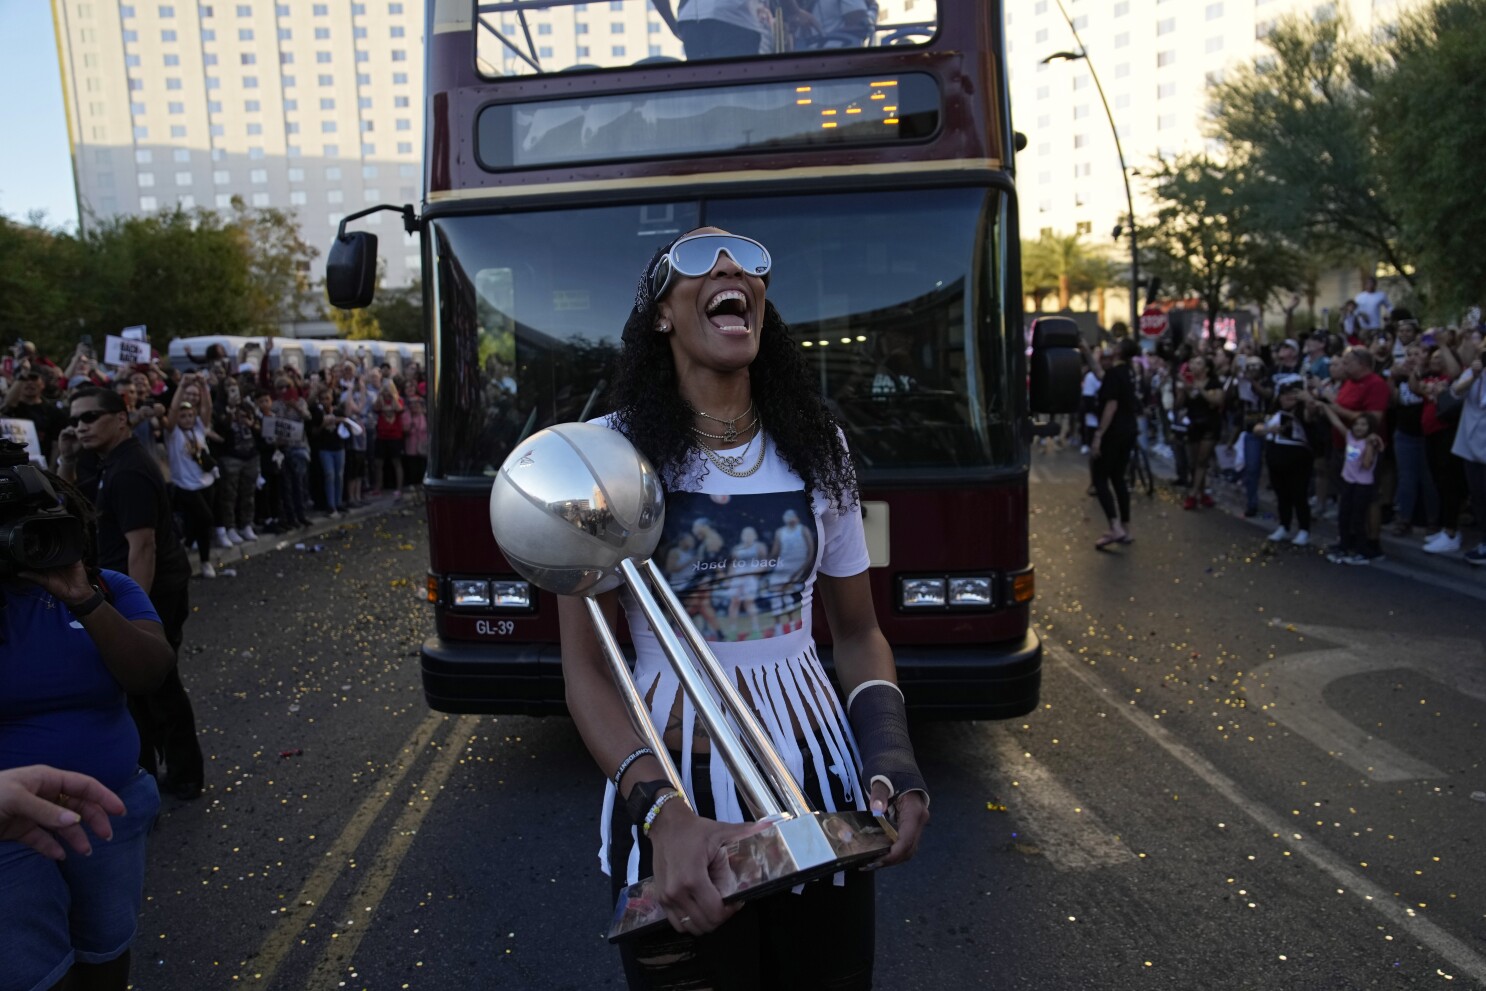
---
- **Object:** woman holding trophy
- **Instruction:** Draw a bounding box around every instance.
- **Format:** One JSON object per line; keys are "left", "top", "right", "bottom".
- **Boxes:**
{"left": 556, "top": 228, "right": 930, "bottom": 989}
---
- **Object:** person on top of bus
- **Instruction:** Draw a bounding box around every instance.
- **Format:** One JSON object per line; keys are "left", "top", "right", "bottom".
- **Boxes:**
{"left": 651, "top": 0, "right": 782, "bottom": 59}
{"left": 558, "top": 227, "right": 929, "bottom": 989}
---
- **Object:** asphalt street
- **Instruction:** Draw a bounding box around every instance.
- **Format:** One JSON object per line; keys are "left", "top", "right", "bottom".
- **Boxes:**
{"left": 132, "top": 453, "right": 1486, "bottom": 990}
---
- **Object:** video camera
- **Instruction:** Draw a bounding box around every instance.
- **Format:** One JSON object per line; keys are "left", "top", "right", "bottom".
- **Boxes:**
{"left": 0, "top": 441, "right": 85, "bottom": 580}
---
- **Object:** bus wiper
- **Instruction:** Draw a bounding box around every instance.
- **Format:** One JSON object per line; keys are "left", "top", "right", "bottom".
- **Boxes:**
{"left": 578, "top": 379, "right": 608, "bottom": 423}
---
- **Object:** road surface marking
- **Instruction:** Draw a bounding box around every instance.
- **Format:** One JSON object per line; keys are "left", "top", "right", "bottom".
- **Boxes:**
{"left": 241, "top": 709, "right": 447, "bottom": 986}
{"left": 1048, "top": 640, "right": 1486, "bottom": 984}
{"left": 303, "top": 714, "right": 481, "bottom": 988}
{"left": 1248, "top": 624, "right": 1486, "bottom": 781}
{"left": 963, "top": 723, "right": 1136, "bottom": 870}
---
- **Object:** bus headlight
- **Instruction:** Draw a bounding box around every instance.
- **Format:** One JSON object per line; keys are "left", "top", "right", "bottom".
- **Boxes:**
{"left": 490, "top": 581, "right": 532, "bottom": 608}
{"left": 900, "top": 577, "right": 946, "bottom": 608}
{"left": 451, "top": 579, "right": 492, "bottom": 608}
{"left": 949, "top": 577, "right": 993, "bottom": 606}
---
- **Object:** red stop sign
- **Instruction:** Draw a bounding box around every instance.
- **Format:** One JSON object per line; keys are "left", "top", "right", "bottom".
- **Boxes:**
{"left": 1139, "top": 305, "right": 1168, "bottom": 337}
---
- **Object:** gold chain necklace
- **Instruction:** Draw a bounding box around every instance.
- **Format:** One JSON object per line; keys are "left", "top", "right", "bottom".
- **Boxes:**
{"left": 688, "top": 400, "right": 755, "bottom": 444}
{"left": 689, "top": 412, "right": 760, "bottom": 442}
{"left": 697, "top": 420, "right": 766, "bottom": 477}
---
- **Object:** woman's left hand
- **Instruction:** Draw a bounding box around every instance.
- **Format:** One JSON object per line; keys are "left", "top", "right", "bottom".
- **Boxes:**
{"left": 18, "top": 560, "right": 93, "bottom": 608}
{"left": 867, "top": 782, "right": 929, "bottom": 869}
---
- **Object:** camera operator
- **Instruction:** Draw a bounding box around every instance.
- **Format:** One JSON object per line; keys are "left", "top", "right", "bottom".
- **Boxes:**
{"left": 56, "top": 387, "right": 206, "bottom": 801}
{"left": 0, "top": 450, "right": 176, "bottom": 991}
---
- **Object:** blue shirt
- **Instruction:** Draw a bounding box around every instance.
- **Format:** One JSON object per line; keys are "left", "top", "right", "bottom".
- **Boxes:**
{"left": 0, "top": 570, "right": 161, "bottom": 791}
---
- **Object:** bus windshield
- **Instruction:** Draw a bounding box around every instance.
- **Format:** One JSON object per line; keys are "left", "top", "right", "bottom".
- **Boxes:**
{"left": 473, "top": 0, "right": 940, "bottom": 79}
{"left": 429, "top": 187, "right": 1016, "bottom": 480}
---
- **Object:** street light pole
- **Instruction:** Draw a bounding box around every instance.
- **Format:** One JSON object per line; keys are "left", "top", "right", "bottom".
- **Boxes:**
{"left": 1042, "top": 0, "right": 1140, "bottom": 337}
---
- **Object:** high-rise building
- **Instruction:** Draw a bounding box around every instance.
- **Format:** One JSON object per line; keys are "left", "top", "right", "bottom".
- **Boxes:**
{"left": 1007, "top": 0, "right": 1416, "bottom": 259}
{"left": 54, "top": 0, "right": 429, "bottom": 294}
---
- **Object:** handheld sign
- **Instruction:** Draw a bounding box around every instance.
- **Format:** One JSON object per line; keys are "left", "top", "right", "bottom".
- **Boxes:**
{"left": 105, "top": 334, "right": 150, "bottom": 367}
{"left": 121, "top": 325, "right": 148, "bottom": 341}
{"left": 260, "top": 415, "right": 304, "bottom": 446}
{"left": 0, "top": 418, "right": 45, "bottom": 465}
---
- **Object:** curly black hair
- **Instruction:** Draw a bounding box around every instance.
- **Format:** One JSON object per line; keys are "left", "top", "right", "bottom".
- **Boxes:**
{"left": 605, "top": 240, "right": 858, "bottom": 512}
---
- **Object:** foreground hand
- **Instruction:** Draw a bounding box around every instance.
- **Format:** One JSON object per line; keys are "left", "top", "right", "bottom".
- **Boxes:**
{"left": 648, "top": 806, "right": 767, "bottom": 935}
{"left": 18, "top": 560, "right": 94, "bottom": 608}
{"left": 866, "top": 782, "right": 928, "bottom": 869}
{"left": 0, "top": 765, "right": 125, "bottom": 859}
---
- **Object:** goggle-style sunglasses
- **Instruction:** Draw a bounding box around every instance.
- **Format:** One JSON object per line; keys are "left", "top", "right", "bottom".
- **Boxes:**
{"left": 649, "top": 233, "right": 771, "bottom": 304}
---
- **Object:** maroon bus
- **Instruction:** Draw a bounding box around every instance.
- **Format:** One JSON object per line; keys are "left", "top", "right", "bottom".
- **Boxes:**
{"left": 328, "top": 0, "right": 1078, "bottom": 720}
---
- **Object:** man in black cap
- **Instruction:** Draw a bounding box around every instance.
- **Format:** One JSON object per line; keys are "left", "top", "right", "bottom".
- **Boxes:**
{"left": 57, "top": 387, "right": 205, "bottom": 799}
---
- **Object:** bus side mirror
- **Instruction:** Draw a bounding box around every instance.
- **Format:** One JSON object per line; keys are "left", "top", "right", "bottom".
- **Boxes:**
{"left": 327, "top": 231, "right": 379, "bottom": 310}
{"left": 1029, "top": 316, "right": 1081, "bottom": 415}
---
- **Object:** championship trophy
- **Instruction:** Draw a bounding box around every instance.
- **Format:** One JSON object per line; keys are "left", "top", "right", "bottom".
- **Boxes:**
{"left": 489, "top": 422, "right": 896, "bottom": 941}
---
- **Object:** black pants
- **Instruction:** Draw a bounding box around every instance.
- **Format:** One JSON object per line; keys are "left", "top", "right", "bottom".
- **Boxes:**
{"left": 1337, "top": 480, "right": 1374, "bottom": 554}
{"left": 1426, "top": 429, "right": 1465, "bottom": 530}
{"left": 128, "top": 576, "right": 205, "bottom": 788}
{"left": 174, "top": 484, "right": 215, "bottom": 565}
{"left": 1267, "top": 444, "right": 1312, "bottom": 531}
{"left": 1091, "top": 433, "right": 1134, "bottom": 524}
{"left": 607, "top": 752, "right": 874, "bottom": 991}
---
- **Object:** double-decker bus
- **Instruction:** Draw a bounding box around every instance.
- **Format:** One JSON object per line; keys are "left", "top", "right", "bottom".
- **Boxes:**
{"left": 328, "top": 0, "right": 1078, "bottom": 720}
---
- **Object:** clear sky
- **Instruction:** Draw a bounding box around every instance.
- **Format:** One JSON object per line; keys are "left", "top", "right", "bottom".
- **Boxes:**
{"left": 0, "top": 1, "right": 79, "bottom": 229}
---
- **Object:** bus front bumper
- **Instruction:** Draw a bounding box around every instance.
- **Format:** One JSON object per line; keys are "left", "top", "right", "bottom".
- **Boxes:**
{"left": 420, "top": 630, "right": 1041, "bottom": 721}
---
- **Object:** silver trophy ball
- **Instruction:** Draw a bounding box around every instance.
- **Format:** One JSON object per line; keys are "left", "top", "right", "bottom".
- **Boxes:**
{"left": 489, "top": 422, "right": 666, "bottom": 597}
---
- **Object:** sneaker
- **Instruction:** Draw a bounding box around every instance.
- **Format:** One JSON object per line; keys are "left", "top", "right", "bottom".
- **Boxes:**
{"left": 1183, "top": 495, "right": 1197, "bottom": 511}
{"left": 1424, "top": 532, "right": 1461, "bottom": 554}
{"left": 1200, "top": 493, "right": 1216, "bottom": 508}
{"left": 200, "top": 562, "right": 217, "bottom": 579}
{"left": 328, "top": 510, "right": 342, "bottom": 520}
{"left": 213, "top": 527, "right": 233, "bottom": 549}
{"left": 1266, "top": 526, "right": 1289, "bottom": 542}
{"left": 1291, "top": 530, "right": 1310, "bottom": 547}
{"left": 1343, "top": 554, "right": 1371, "bottom": 566}
{"left": 226, "top": 528, "right": 245, "bottom": 545}
{"left": 1080, "top": 445, "right": 1090, "bottom": 455}
{"left": 1422, "top": 530, "right": 1443, "bottom": 544}
{"left": 239, "top": 525, "right": 258, "bottom": 542}
{"left": 1466, "top": 544, "right": 1486, "bottom": 566}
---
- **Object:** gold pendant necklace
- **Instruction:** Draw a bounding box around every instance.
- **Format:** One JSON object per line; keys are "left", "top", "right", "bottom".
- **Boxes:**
{"left": 698, "top": 421, "right": 766, "bottom": 477}
{"left": 688, "top": 400, "right": 755, "bottom": 445}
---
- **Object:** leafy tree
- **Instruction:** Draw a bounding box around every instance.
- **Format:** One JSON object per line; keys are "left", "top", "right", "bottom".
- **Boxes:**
{"left": 329, "top": 302, "right": 382, "bottom": 340}
{"left": 0, "top": 214, "right": 88, "bottom": 357}
{"left": 230, "top": 198, "right": 322, "bottom": 330}
{"left": 1370, "top": 0, "right": 1486, "bottom": 314}
{"left": 1208, "top": 13, "right": 1410, "bottom": 284}
{"left": 369, "top": 279, "right": 425, "bottom": 343}
{"left": 1139, "top": 154, "right": 1301, "bottom": 339}
{"left": 1021, "top": 231, "right": 1116, "bottom": 311}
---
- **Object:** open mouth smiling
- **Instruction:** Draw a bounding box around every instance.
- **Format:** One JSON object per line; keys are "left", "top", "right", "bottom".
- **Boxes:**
{"left": 705, "top": 289, "right": 750, "bottom": 331}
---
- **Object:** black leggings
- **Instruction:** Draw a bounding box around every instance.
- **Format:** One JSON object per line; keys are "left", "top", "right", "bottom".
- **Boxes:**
{"left": 1091, "top": 433, "right": 1134, "bottom": 525}
{"left": 173, "top": 484, "right": 215, "bottom": 565}
{"left": 1267, "top": 444, "right": 1313, "bottom": 531}
{"left": 607, "top": 751, "right": 875, "bottom": 991}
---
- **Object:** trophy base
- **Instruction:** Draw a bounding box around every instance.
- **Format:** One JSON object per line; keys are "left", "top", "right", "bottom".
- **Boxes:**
{"left": 607, "top": 810, "right": 897, "bottom": 942}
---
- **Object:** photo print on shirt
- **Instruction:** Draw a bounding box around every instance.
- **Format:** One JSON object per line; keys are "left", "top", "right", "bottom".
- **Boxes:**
{"left": 658, "top": 490, "right": 817, "bottom": 643}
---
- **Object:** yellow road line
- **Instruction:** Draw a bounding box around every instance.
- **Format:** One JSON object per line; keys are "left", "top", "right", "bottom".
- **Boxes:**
{"left": 303, "top": 715, "right": 482, "bottom": 988}
{"left": 240, "top": 709, "right": 448, "bottom": 986}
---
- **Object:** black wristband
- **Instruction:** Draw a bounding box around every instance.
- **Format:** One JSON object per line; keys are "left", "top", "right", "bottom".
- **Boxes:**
{"left": 848, "top": 683, "right": 928, "bottom": 806}
{"left": 624, "top": 779, "right": 675, "bottom": 828}
{"left": 69, "top": 587, "right": 107, "bottom": 619}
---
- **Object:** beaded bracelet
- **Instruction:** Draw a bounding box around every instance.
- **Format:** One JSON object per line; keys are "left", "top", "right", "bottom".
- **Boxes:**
{"left": 641, "top": 790, "right": 685, "bottom": 836}
{"left": 612, "top": 746, "right": 654, "bottom": 787}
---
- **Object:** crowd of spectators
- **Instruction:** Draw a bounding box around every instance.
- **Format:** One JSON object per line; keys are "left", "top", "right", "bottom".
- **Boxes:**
{"left": 1, "top": 336, "right": 430, "bottom": 578}
{"left": 1062, "top": 289, "right": 1486, "bottom": 567}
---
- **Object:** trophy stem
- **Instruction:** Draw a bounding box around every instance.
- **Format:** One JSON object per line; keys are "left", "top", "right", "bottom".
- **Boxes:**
{"left": 639, "top": 559, "right": 814, "bottom": 820}
{"left": 584, "top": 597, "right": 688, "bottom": 801}
{"left": 617, "top": 558, "right": 792, "bottom": 820}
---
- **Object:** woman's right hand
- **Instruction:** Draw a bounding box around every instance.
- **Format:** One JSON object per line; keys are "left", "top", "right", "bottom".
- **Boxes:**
{"left": 646, "top": 805, "right": 766, "bottom": 935}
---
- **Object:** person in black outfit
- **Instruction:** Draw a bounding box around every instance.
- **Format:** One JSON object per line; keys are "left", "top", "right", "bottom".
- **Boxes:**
{"left": 57, "top": 388, "right": 206, "bottom": 800}
{"left": 1090, "top": 339, "right": 1141, "bottom": 549}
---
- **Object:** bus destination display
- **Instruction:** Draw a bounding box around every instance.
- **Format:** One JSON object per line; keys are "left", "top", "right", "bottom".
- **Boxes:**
{"left": 476, "top": 74, "right": 939, "bottom": 171}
